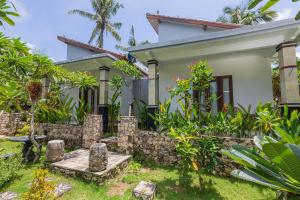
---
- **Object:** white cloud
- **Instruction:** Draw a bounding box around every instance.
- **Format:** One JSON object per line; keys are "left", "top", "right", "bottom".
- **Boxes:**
{"left": 25, "top": 42, "right": 39, "bottom": 53}
{"left": 297, "top": 52, "right": 300, "bottom": 58}
{"left": 276, "top": 8, "right": 293, "bottom": 21}
{"left": 10, "top": 0, "right": 29, "bottom": 23}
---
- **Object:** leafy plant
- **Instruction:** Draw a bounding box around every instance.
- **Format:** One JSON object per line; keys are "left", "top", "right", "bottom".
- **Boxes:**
{"left": 23, "top": 169, "right": 57, "bottom": 200}
{"left": 0, "top": 153, "right": 22, "bottom": 189}
{"left": 0, "top": 0, "right": 19, "bottom": 27}
{"left": 75, "top": 96, "right": 91, "bottom": 125}
{"left": 224, "top": 136, "right": 300, "bottom": 198}
{"left": 134, "top": 100, "right": 148, "bottom": 130}
{"left": 249, "top": 0, "right": 300, "bottom": 20}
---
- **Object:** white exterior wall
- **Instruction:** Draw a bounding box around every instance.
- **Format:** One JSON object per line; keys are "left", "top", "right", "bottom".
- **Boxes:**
{"left": 158, "top": 22, "right": 223, "bottom": 42}
{"left": 159, "top": 54, "right": 273, "bottom": 112}
{"left": 67, "top": 45, "right": 97, "bottom": 59}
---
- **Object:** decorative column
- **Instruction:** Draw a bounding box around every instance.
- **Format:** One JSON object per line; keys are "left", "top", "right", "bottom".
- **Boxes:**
{"left": 41, "top": 78, "right": 50, "bottom": 99}
{"left": 276, "top": 41, "right": 300, "bottom": 114}
{"left": 147, "top": 60, "right": 159, "bottom": 130}
{"left": 98, "top": 66, "right": 110, "bottom": 133}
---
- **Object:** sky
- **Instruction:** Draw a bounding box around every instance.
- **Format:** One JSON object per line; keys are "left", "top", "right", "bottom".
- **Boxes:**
{"left": 4, "top": 0, "right": 300, "bottom": 61}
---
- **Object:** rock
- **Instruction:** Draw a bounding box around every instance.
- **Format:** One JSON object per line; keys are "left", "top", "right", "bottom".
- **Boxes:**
{"left": 55, "top": 183, "right": 72, "bottom": 197}
{"left": 0, "top": 191, "right": 18, "bottom": 200}
{"left": 46, "top": 140, "right": 65, "bottom": 162}
{"left": 133, "top": 181, "right": 156, "bottom": 200}
{"left": 89, "top": 143, "right": 108, "bottom": 172}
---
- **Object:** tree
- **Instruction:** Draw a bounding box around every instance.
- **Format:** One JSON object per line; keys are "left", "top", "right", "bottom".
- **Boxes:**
{"left": 249, "top": 0, "right": 300, "bottom": 20}
{"left": 115, "top": 25, "right": 150, "bottom": 52}
{"left": 217, "top": 1, "right": 277, "bottom": 25}
{"left": 68, "top": 0, "right": 123, "bottom": 48}
{"left": 0, "top": 33, "right": 97, "bottom": 162}
{"left": 0, "top": 0, "right": 19, "bottom": 28}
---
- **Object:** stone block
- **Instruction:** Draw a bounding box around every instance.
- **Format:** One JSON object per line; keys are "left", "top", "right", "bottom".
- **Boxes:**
{"left": 46, "top": 140, "right": 65, "bottom": 162}
{"left": 133, "top": 181, "right": 156, "bottom": 200}
{"left": 89, "top": 143, "right": 108, "bottom": 172}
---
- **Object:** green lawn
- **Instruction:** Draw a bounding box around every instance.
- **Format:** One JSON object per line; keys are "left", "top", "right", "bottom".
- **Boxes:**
{"left": 0, "top": 139, "right": 276, "bottom": 200}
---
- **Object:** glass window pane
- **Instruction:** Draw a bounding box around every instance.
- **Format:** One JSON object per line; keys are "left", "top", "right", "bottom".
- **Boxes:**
{"left": 223, "top": 78, "right": 230, "bottom": 108}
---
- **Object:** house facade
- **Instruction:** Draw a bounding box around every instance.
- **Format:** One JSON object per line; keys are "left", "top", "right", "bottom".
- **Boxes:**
{"left": 129, "top": 14, "right": 300, "bottom": 128}
{"left": 55, "top": 36, "right": 148, "bottom": 131}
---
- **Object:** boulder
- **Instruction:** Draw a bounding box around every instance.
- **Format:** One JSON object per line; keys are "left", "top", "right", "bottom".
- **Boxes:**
{"left": 133, "top": 181, "right": 156, "bottom": 200}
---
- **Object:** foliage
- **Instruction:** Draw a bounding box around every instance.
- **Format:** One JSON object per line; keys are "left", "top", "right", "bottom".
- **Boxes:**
{"left": 224, "top": 135, "right": 300, "bottom": 197}
{"left": 115, "top": 25, "right": 150, "bottom": 52}
{"left": 230, "top": 104, "right": 255, "bottom": 138}
{"left": 249, "top": 0, "right": 300, "bottom": 20}
{"left": 0, "top": 0, "right": 19, "bottom": 27}
{"left": 134, "top": 100, "right": 148, "bottom": 130}
{"left": 154, "top": 60, "right": 222, "bottom": 190}
{"left": 217, "top": 0, "right": 277, "bottom": 25}
{"left": 108, "top": 75, "right": 125, "bottom": 133}
{"left": 75, "top": 97, "right": 91, "bottom": 125}
{"left": 23, "top": 169, "right": 57, "bottom": 200}
{"left": 254, "top": 102, "right": 281, "bottom": 135}
{"left": 0, "top": 153, "right": 22, "bottom": 189}
{"left": 127, "top": 161, "right": 142, "bottom": 174}
{"left": 112, "top": 59, "right": 142, "bottom": 78}
{"left": 35, "top": 95, "right": 75, "bottom": 124}
{"left": 106, "top": 60, "right": 142, "bottom": 133}
{"left": 68, "top": 0, "right": 123, "bottom": 48}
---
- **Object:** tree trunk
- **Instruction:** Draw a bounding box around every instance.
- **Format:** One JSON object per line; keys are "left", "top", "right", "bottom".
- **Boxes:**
{"left": 29, "top": 104, "right": 41, "bottom": 163}
{"left": 99, "top": 21, "right": 105, "bottom": 48}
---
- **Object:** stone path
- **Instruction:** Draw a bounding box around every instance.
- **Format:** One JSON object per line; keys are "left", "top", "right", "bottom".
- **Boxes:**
{"left": 0, "top": 191, "right": 18, "bottom": 200}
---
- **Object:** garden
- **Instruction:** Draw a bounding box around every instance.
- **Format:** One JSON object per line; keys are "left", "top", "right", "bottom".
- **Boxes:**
{"left": 1, "top": 0, "right": 300, "bottom": 199}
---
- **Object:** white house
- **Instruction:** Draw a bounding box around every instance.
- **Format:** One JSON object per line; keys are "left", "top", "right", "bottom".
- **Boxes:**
{"left": 55, "top": 36, "right": 148, "bottom": 131}
{"left": 129, "top": 13, "right": 300, "bottom": 128}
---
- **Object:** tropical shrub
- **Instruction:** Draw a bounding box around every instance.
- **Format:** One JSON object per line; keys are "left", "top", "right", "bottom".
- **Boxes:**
{"left": 0, "top": 33, "right": 97, "bottom": 162}
{"left": 224, "top": 135, "right": 300, "bottom": 198}
{"left": 0, "top": 153, "right": 23, "bottom": 189}
{"left": 154, "top": 61, "right": 222, "bottom": 190}
{"left": 75, "top": 97, "right": 91, "bottom": 125}
{"left": 134, "top": 100, "right": 148, "bottom": 130}
{"left": 23, "top": 169, "right": 57, "bottom": 200}
{"left": 106, "top": 60, "right": 142, "bottom": 133}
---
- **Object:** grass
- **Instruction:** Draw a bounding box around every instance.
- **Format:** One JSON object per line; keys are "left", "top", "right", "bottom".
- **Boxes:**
{"left": 0, "top": 139, "right": 276, "bottom": 200}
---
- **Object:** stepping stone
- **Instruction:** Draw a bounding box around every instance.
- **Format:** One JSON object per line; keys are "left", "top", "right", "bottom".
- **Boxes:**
{"left": 133, "top": 181, "right": 156, "bottom": 200}
{"left": 55, "top": 183, "right": 72, "bottom": 197}
{"left": 0, "top": 191, "right": 18, "bottom": 200}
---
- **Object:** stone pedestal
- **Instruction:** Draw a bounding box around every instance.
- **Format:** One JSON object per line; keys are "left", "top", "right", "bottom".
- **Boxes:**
{"left": 89, "top": 143, "right": 108, "bottom": 172}
{"left": 46, "top": 140, "right": 64, "bottom": 162}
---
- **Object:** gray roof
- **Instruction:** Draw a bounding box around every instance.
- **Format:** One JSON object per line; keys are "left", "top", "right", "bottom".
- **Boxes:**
{"left": 129, "top": 19, "right": 300, "bottom": 52}
{"left": 55, "top": 53, "right": 117, "bottom": 65}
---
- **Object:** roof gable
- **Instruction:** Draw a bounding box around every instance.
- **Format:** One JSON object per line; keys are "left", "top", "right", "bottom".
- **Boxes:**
{"left": 146, "top": 13, "right": 242, "bottom": 34}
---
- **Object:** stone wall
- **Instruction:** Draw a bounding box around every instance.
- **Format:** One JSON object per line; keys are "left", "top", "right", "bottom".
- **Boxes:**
{"left": 0, "top": 112, "right": 21, "bottom": 135}
{"left": 82, "top": 115, "right": 102, "bottom": 149}
{"left": 39, "top": 123, "right": 83, "bottom": 148}
{"left": 38, "top": 114, "right": 103, "bottom": 149}
{"left": 133, "top": 130, "right": 253, "bottom": 176}
{"left": 117, "top": 116, "right": 138, "bottom": 154}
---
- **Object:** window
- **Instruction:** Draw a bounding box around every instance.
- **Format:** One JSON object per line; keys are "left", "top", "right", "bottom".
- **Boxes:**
{"left": 79, "top": 87, "right": 99, "bottom": 114}
{"left": 193, "top": 75, "right": 233, "bottom": 112}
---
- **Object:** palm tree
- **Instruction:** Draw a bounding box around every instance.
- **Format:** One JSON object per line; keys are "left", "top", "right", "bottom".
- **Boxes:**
{"left": 115, "top": 25, "right": 150, "bottom": 52}
{"left": 217, "top": 1, "right": 277, "bottom": 25}
{"left": 0, "top": 0, "right": 19, "bottom": 27}
{"left": 69, "top": 0, "right": 123, "bottom": 48}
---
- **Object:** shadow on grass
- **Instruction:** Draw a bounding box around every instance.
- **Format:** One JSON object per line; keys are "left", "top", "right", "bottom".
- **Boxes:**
{"left": 155, "top": 176, "right": 224, "bottom": 200}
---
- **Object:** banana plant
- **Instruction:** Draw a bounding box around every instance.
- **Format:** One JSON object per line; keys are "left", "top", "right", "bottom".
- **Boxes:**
{"left": 224, "top": 136, "right": 300, "bottom": 198}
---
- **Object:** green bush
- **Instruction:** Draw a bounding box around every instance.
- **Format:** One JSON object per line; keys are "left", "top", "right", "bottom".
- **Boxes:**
{"left": 0, "top": 153, "right": 23, "bottom": 189}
